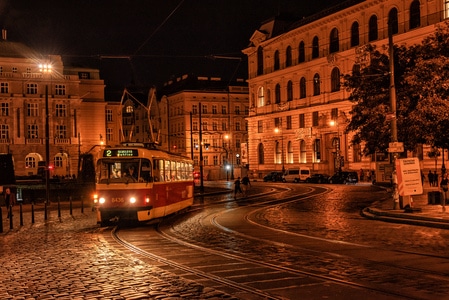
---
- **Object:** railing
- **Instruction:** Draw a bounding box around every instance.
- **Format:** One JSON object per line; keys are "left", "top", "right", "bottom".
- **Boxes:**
{"left": 26, "top": 138, "right": 42, "bottom": 144}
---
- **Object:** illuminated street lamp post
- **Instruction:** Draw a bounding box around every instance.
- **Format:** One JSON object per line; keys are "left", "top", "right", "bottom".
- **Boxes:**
{"left": 274, "top": 127, "right": 285, "bottom": 173}
{"left": 39, "top": 63, "right": 52, "bottom": 209}
{"left": 329, "top": 120, "right": 342, "bottom": 173}
{"left": 224, "top": 134, "right": 234, "bottom": 180}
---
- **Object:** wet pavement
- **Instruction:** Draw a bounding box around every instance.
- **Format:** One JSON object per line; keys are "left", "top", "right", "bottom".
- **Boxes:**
{"left": 1, "top": 182, "right": 448, "bottom": 299}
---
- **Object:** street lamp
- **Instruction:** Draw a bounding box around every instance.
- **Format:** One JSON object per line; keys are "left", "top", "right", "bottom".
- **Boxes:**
{"left": 224, "top": 134, "right": 234, "bottom": 180}
{"left": 274, "top": 127, "right": 285, "bottom": 173}
{"left": 39, "top": 63, "right": 52, "bottom": 206}
{"left": 329, "top": 120, "right": 342, "bottom": 173}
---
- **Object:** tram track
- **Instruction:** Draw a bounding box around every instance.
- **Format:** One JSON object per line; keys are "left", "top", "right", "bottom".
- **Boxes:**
{"left": 109, "top": 184, "right": 449, "bottom": 299}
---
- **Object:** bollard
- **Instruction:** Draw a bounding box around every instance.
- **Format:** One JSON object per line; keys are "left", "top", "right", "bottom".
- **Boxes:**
{"left": 0, "top": 206, "right": 3, "bottom": 233}
{"left": 69, "top": 196, "right": 73, "bottom": 215}
{"left": 44, "top": 201, "right": 48, "bottom": 220}
{"left": 81, "top": 196, "right": 84, "bottom": 214}
{"left": 20, "top": 203, "right": 23, "bottom": 226}
{"left": 58, "top": 196, "right": 61, "bottom": 218}
{"left": 9, "top": 204, "right": 13, "bottom": 230}
{"left": 31, "top": 202, "right": 35, "bottom": 224}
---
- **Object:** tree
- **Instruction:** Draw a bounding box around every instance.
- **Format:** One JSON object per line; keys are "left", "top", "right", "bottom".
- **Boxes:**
{"left": 343, "top": 21, "right": 449, "bottom": 156}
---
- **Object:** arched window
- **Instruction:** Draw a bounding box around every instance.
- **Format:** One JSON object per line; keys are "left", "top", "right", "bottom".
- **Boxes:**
{"left": 388, "top": 8, "right": 398, "bottom": 35}
{"left": 287, "top": 141, "right": 293, "bottom": 163}
{"left": 274, "top": 50, "right": 280, "bottom": 70}
{"left": 329, "top": 28, "right": 339, "bottom": 53}
{"left": 266, "top": 89, "right": 271, "bottom": 105}
{"left": 287, "top": 81, "right": 293, "bottom": 101}
{"left": 298, "top": 41, "right": 305, "bottom": 63}
{"left": 299, "top": 140, "right": 306, "bottom": 163}
{"left": 410, "top": 0, "right": 421, "bottom": 29}
{"left": 257, "top": 86, "right": 264, "bottom": 107}
{"left": 331, "top": 67, "right": 340, "bottom": 92}
{"left": 351, "top": 22, "right": 359, "bottom": 47}
{"left": 258, "top": 143, "right": 265, "bottom": 164}
{"left": 275, "top": 84, "right": 281, "bottom": 103}
{"left": 313, "top": 73, "right": 320, "bottom": 96}
{"left": 299, "top": 77, "right": 306, "bottom": 99}
{"left": 275, "top": 141, "right": 281, "bottom": 164}
{"left": 353, "top": 143, "right": 362, "bottom": 163}
{"left": 368, "top": 15, "right": 378, "bottom": 41}
{"left": 25, "top": 156, "right": 36, "bottom": 169}
{"left": 312, "top": 36, "right": 319, "bottom": 59}
{"left": 257, "top": 46, "right": 264, "bottom": 75}
{"left": 286, "top": 46, "right": 292, "bottom": 67}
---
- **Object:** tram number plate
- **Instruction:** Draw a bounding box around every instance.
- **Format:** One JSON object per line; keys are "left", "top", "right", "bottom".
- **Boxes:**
{"left": 112, "top": 197, "right": 124, "bottom": 203}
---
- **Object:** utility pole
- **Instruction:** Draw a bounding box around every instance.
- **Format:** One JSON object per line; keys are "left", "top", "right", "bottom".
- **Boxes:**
{"left": 389, "top": 21, "right": 400, "bottom": 210}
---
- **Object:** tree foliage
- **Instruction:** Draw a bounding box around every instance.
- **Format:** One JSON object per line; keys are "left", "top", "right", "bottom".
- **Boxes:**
{"left": 343, "top": 21, "right": 449, "bottom": 155}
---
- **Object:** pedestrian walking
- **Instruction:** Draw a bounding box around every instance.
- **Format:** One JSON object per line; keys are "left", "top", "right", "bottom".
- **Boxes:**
{"left": 440, "top": 174, "right": 448, "bottom": 212}
{"left": 234, "top": 177, "right": 243, "bottom": 198}
{"left": 241, "top": 176, "right": 251, "bottom": 197}
{"left": 433, "top": 171, "right": 439, "bottom": 187}
{"left": 4, "top": 187, "right": 15, "bottom": 219}
{"left": 428, "top": 170, "right": 433, "bottom": 187}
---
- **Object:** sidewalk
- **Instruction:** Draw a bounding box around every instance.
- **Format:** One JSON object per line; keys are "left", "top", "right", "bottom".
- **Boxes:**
{"left": 362, "top": 186, "right": 449, "bottom": 229}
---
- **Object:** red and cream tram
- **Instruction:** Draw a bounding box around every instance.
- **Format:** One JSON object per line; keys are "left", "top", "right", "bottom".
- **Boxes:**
{"left": 93, "top": 143, "right": 194, "bottom": 226}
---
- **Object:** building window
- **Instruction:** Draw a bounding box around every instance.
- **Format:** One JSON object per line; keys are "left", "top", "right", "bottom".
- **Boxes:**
{"left": 312, "top": 111, "right": 319, "bottom": 127}
{"left": 312, "top": 36, "right": 319, "bottom": 59}
{"left": 55, "top": 104, "right": 66, "bottom": 117}
{"left": 193, "top": 121, "right": 198, "bottom": 131}
{"left": 351, "top": 22, "right": 359, "bottom": 47}
{"left": 369, "top": 15, "right": 378, "bottom": 41}
{"left": 274, "top": 50, "right": 280, "bottom": 70}
{"left": 275, "top": 141, "right": 281, "bottom": 164}
{"left": 106, "top": 109, "right": 113, "bottom": 122}
{"left": 275, "top": 84, "right": 281, "bottom": 104}
{"left": 0, "top": 124, "right": 9, "bottom": 139}
{"left": 331, "top": 67, "right": 341, "bottom": 92}
{"left": 286, "top": 46, "right": 292, "bottom": 67}
{"left": 329, "top": 28, "right": 339, "bottom": 53}
{"left": 192, "top": 105, "right": 198, "bottom": 114}
{"left": 331, "top": 108, "right": 338, "bottom": 120}
{"left": 257, "top": 46, "right": 264, "bottom": 76}
{"left": 258, "top": 120, "right": 263, "bottom": 133}
{"left": 388, "top": 8, "right": 398, "bottom": 35}
{"left": 235, "top": 105, "right": 240, "bottom": 115}
{"left": 27, "top": 83, "right": 38, "bottom": 95}
{"left": 258, "top": 143, "right": 264, "bottom": 164}
{"left": 298, "top": 41, "right": 305, "bottom": 63}
{"left": 202, "top": 105, "right": 207, "bottom": 114}
{"left": 25, "top": 156, "right": 36, "bottom": 168}
{"left": 314, "top": 139, "right": 321, "bottom": 162}
{"left": 55, "top": 84, "right": 66, "bottom": 96}
{"left": 56, "top": 125, "right": 67, "bottom": 138}
{"left": 313, "top": 74, "right": 320, "bottom": 96}
{"left": 287, "top": 80, "right": 293, "bottom": 101}
{"left": 221, "top": 105, "right": 227, "bottom": 114}
{"left": 27, "top": 103, "right": 39, "bottom": 117}
{"left": 203, "top": 156, "right": 208, "bottom": 166}
{"left": 410, "top": 0, "right": 421, "bottom": 29}
{"left": 258, "top": 86, "right": 265, "bottom": 107}
{"left": 212, "top": 122, "right": 218, "bottom": 131}
{"left": 54, "top": 156, "right": 63, "bottom": 168}
{"left": 274, "top": 117, "right": 281, "bottom": 128}
{"left": 1, "top": 102, "right": 8, "bottom": 116}
{"left": 12, "top": 67, "right": 17, "bottom": 73}
{"left": 287, "top": 141, "right": 293, "bottom": 163}
{"left": 222, "top": 122, "right": 227, "bottom": 131}
{"left": 286, "top": 116, "right": 292, "bottom": 129}
{"left": 213, "top": 155, "right": 218, "bottom": 166}
{"left": 27, "top": 124, "right": 39, "bottom": 139}
{"left": 235, "top": 122, "right": 241, "bottom": 131}
{"left": 212, "top": 105, "right": 217, "bottom": 114}
{"left": 299, "top": 77, "right": 306, "bottom": 99}
{"left": 106, "top": 128, "right": 113, "bottom": 141}
{"left": 299, "top": 114, "right": 305, "bottom": 128}
{"left": 202, "top": 121, "right": 208, "bottom": 131}
{"left": 0, "top": 82, "right": 8, "bottom": 94}
{"left": 299, "top": 140, "right": 306, "bottom": 163}
{"left": 79, "top": 72, "right": 90, "bottom": 79}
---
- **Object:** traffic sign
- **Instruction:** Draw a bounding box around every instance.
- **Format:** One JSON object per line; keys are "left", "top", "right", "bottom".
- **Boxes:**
{"left": 388, "top": 142, "right": 404, "bottom": 153}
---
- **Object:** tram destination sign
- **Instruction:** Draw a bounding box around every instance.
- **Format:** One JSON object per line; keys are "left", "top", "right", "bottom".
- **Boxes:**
{"left": 104, "top": 149, "right": 138, "bottom": 157}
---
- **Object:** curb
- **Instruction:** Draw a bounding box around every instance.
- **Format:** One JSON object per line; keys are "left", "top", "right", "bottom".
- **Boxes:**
{"left": 361, "top": 207, "right": 449, "bottom": 230}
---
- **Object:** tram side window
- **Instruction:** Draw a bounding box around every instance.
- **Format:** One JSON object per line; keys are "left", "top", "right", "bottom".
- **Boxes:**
{"left": 187, "top": 163, "right": 193, "bottom": 180}
{"left": 140, "top": 159, "right": 152, "bottom": 182}
{"left": 153, "top": 159, "right": 163, "bottom": 182}
{"left": 165, "top": 160, "right": 171, "bottom": 181}
{"left": 170, "top": 160, "right": 177, "bottom": 181}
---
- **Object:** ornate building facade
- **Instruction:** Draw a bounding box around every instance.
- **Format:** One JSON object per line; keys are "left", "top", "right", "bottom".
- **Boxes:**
{"left": 0, "top": 31, "right": 108, "bottom": 177}
{"left": 243, "top": 0, "right": 448, "bottom": 180}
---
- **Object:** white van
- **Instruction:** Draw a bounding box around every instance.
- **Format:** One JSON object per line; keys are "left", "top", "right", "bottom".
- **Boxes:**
{"left": 283, "top": 168, "right": 311, "bottom": 183}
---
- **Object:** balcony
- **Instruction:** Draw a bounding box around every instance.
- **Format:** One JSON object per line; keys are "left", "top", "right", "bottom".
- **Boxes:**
{"left": 26, "top": 138, "right": 42, "bottom": 144}
{"left": 54, "top": 138, "right": 70, "bottom": 144}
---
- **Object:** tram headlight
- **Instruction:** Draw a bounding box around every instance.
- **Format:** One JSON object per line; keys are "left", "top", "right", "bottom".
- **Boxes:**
{"left": 99, "top": 197, "right": 106, "bottom": 204}
{"left": 93, "top": 194, "right": 98, "bottom": 204}
{"left": 130, "top": 197, "right": 136, "bottom": 204}
{"left": 145, "top": 195, "right": 150, "bottom": 203}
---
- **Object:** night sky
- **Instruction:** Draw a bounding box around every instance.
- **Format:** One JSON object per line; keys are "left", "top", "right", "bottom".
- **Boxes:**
{"left": 1, "top": 0, "right": 341, "bottom": 98}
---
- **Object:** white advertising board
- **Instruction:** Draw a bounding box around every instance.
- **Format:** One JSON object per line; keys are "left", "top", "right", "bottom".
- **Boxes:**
{"left": 395, "top": 157, "right": 423, "bottom": 196}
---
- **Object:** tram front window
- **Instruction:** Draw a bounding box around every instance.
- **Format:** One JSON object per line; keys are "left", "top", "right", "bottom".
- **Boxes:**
{"left": 97, "top": 159, "right": 152, "bottom": 183}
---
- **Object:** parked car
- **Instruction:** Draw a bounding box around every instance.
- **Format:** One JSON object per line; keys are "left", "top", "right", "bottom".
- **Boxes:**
{"left": 263, "top": 172, "right": 284, "bottom": 182}
{"left": 329, "top": 171, "right": 358, "bottom": 184}
{"left": 305, "top": 173, "right": 330, "bottom": 184}
{"left": 292, "top": 167, "right": 311, "bottom": 183}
